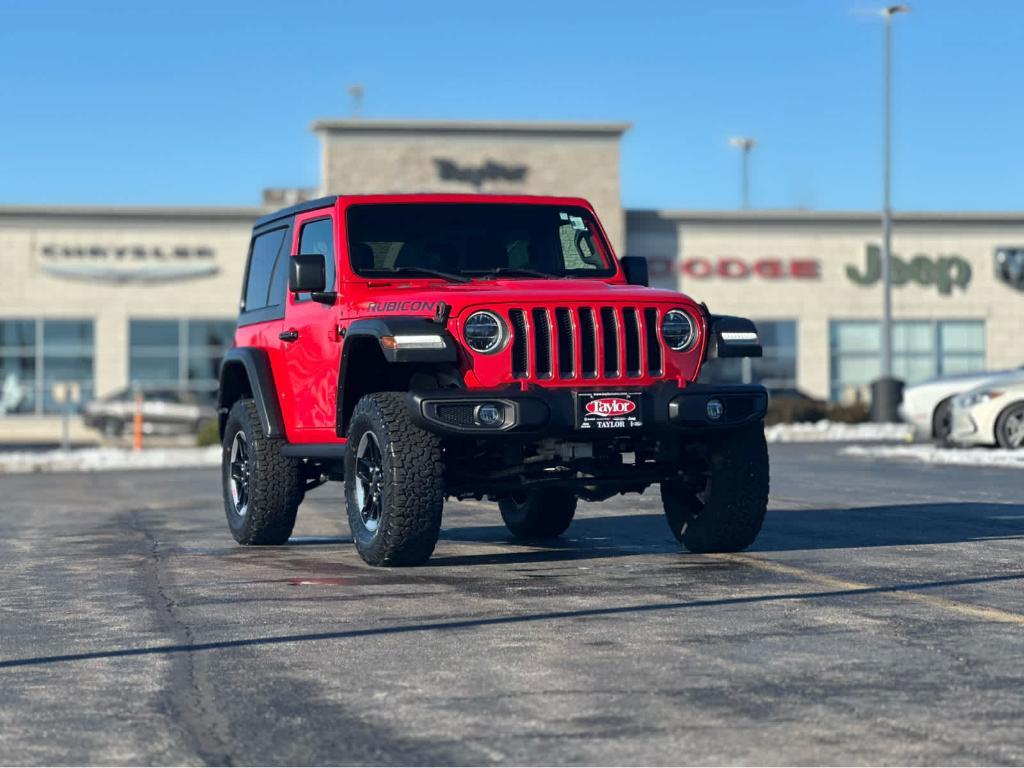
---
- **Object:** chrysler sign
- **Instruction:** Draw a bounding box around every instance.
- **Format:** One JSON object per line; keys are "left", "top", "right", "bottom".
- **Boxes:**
{"left": 39, "top": 244, "right": 218, "bottom": 283}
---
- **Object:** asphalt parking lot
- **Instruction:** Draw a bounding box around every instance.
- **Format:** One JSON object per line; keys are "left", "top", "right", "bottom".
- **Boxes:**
{"left": 1, "top": 443, "right": 1023, "bottom": 766}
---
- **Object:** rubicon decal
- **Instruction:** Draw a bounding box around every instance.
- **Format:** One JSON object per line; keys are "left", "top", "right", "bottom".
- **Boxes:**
{"left": 585, "top": 397, "right": 638, "bottom": 417}
{"left": 366, "top": 301, "right": 437, "bottom": 313}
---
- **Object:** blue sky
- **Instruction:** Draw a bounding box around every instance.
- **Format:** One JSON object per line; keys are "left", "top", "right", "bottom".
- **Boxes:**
{"left": 1, "top": 0, "right": 1020, "bottom": 211}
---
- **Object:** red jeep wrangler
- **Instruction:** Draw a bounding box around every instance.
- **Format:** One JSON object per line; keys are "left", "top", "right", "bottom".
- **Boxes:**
{"left": 218, "top": 194, "right": 768, "bottom": 566}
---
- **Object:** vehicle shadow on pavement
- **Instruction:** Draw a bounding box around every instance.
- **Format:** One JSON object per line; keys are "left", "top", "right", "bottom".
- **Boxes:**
{"left": 433, "top": 501, "right": 1024, "bottom": 565}
{"left": 755, "top": 501, "right": 1024, "bottom": 552}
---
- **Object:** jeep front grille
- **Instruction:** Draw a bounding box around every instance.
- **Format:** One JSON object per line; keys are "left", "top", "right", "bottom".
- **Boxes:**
{"left": 507, "top": 305, "right": 666, "bottom": 382}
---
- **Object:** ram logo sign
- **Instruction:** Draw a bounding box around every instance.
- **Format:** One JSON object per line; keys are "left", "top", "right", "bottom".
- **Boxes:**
{"left": 995, "top": 247, "right": 1024, "bottom": 292}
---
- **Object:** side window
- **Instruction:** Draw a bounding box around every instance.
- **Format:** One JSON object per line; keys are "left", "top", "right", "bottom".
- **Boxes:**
{"left": 266, "top": 224, "right": 293, "bottom": 306}
{"left": 298, "top": 218, "right": 336, "bottom": 299}
{"left": 243, "top": 228, "right": 288, "bottom": 311}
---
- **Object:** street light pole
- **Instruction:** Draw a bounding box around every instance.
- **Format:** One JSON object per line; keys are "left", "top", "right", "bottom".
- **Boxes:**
{"left": 880, "top": 5, "right": 909, "bottom": 381}
{"left": 729, "top": 137, "right": 756, "bottom": 209}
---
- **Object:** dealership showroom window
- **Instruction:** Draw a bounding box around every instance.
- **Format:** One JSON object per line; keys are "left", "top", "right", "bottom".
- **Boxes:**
{"left": 0, "top": 319, "right": 95, "bottom": 415}
{"left": 830, "top": 320, "right": 985, "bottom": 401}
{"left": 128, "top": 318, "right": 235, "bottom": 402}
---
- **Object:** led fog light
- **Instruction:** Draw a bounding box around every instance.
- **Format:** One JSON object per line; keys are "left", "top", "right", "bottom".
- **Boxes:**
{"left": 706, "top": 398, "right": 724, "bottom": 421}
{"left": 476, "top": 403, "right": 504, "bottom": 427}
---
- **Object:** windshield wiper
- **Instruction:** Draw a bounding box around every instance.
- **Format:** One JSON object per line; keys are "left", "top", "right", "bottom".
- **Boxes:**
{"left": 375, "top": 266, "right": 470, "bottom": 283}
{"left": 464, "top": 267, "right": 557, "bottom": 279}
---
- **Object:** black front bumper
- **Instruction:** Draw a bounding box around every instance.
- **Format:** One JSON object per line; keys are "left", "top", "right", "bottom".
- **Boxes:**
{"left": 407, "top": 382, "right": 767, "bottom": 437}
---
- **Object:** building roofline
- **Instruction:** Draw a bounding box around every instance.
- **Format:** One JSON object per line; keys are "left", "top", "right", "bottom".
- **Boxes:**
{"left": 0, "top": 204, "right": 265, "bottom": 221}
{"left": 627, "top": 208, "right": 1024, "bottom": 225}
{"left": 310, "top": 118, "right": 632, "bottom": 136}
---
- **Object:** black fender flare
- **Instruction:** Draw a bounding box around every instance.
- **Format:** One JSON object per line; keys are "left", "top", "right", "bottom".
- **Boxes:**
{"left": 217, "top": 347, "right": 285, "bottom": 439}
{"left": 336, "top": 317, "right": 460, "bottom": 436}
{"left": 342, "top": 317, "right": 459, "bottom": 364}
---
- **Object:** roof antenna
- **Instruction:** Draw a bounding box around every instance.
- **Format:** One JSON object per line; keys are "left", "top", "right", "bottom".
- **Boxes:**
{"left": 347, "top": 84, "right": 364, "bottom": 117}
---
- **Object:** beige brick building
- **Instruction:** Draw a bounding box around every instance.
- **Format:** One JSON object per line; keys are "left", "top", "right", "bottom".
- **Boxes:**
{"left": 313, "top": 119, "right": 628, "bottom": 251}
{"left": 1, "top": 117, "right": 1021, "bottom": 439}
{"left": 627, "top": 209, "right": 1024, "bottom": 400}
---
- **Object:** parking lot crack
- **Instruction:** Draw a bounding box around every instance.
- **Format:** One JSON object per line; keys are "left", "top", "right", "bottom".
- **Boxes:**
{"left": 125, "top": 507, "right": 235, "bottom": 766}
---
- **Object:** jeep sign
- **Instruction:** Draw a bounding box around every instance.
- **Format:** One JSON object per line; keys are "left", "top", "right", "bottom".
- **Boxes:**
{"left": 846, "top": 244, "right": 971, "bottom": 295}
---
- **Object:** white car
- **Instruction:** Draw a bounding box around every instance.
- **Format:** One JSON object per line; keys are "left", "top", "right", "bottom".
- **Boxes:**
{"left": 950, "top": 377, "right": 1024, "bottom": 448}
{"left": 899, "top": 367, "right": 1023, "bottom": 443}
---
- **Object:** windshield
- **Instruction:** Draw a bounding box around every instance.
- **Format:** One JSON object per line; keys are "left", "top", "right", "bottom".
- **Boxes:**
{"left": 346, "top": 204, "right": 616, "bottom": 279}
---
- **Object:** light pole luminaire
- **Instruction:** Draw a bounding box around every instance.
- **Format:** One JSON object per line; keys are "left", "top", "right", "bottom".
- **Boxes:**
{"left": 729, "top": 137, "right": 756, "bottom": 210}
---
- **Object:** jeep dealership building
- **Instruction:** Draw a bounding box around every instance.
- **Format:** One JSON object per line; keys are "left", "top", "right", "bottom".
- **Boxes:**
{"left": 3, "top": 118, "right": 1024, "bottom": 434}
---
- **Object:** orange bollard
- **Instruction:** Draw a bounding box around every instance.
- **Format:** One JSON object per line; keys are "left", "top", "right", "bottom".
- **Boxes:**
{"left": 132, "top": 391, "right": 144, "bottom": 452}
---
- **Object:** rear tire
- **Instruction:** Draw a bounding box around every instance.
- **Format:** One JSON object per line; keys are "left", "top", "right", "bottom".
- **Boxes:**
{"left": 661, "top": 424, "right": 769, "bottom": 553}
{"left": 499, "top": 489, "right": 577, "bottom": 539}
{"left": 221, "top": 398, "right": 302, "bottom": 545}
{"left": 995, "top": 402, "right": 1024, "bottom": 449}
{"left": 344, "top": 392, "right": 444, "bottom": 566}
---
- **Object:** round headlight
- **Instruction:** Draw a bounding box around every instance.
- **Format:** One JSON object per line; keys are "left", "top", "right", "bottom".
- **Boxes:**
{"left": 661, "top": 309, "right": 697, "bottom": 351}
{"left": 464, "top": 311, "right": 506, "bottom": 354}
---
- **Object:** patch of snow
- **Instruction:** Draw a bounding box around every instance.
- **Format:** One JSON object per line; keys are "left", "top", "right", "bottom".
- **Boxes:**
{"left": 0, "top": 446, "right": 220, "bottom": 474}
{"left": 840, "top": 444, "right": 1024, "bottom": 468}
{"left": 765, "top": 421, "right": 914, "bottom": 443}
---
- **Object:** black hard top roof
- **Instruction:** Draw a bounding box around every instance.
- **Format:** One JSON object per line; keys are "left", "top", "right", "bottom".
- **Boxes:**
{"left": 253, "top": 195, "right": 338, "bottom": 228}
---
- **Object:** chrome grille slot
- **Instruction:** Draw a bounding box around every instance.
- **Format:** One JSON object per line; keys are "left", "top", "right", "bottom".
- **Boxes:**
{"left": 531, "top": 308, "right": 552, "bottom": 378}
{"left": 623, "top": 307, "right": 642, "bottom": 377}
{"left": 644, "top": 308, "right": 662, "bottom": 376}
{"left": 509, "top": 309, "right": 529, "bottom": 379}
{"left": 555, "top": 308, "right": 575, "bottom": 379}
{"left": 600, "top": 307, "right": 619, "bottom": 377}
{"left": 578, "top": 308, "right": 598, "bottom": 378}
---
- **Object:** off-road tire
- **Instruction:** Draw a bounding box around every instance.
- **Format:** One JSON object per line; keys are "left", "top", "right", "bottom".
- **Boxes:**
{"left": 661, "top": 424, "right": 769, "bottom": 553}
{"left": 344, "top": 392, "right": 444, "bottom": 566}
{"left": 994, "top": 401, "right": 1024, "bottom": 449}
{"left": 221, "top": 398, "right": 302, "bottom": 545}
{"left": 499, "top": 489, "right": 577, "bottom": 539}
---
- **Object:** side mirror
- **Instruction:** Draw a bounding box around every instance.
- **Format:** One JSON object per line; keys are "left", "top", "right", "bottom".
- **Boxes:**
{"left": 620, "top": 256, "right": 649, "bottom": 287}
{"left": 289, "top": 253, "right": 326, "bottom": 293}
{"left": 289, "top": 254, "right": 337, "bottom": 305}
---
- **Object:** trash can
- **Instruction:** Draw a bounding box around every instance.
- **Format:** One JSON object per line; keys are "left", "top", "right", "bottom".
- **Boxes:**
{"left": 870, "top": 376, "right": 904, "bottom": 423}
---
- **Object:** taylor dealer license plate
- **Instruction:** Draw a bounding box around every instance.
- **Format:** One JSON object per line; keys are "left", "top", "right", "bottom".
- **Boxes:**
{"left": 576, "top": 392, "right": 643, "bottom": 430}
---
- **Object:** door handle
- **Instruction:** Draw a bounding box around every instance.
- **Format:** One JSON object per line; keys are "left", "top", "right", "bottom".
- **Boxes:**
{"left": 279, "top": 329, "right": 299, "bottom": 342}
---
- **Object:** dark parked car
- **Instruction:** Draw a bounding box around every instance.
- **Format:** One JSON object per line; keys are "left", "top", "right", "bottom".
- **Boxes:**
{"left": 765, "top": 386, "right": 828, "bottom": 424}
{"left": 82, "top": 388, "right": 216, "bottom": 437}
